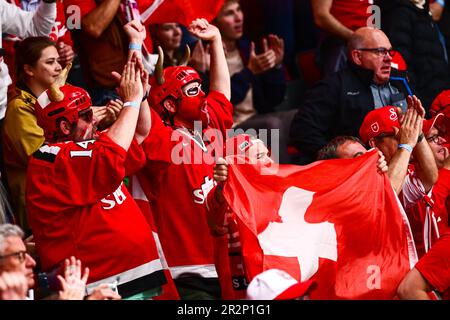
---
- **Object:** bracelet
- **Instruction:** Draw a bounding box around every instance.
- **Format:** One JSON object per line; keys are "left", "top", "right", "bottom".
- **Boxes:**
{"left": 123, "top": 101, "right": 140, "bottom": 109}
{"left": 141, "top": 90, "right": 149, "bottom": 102}
{"left": 436, "top": 0, "right": 445, "bottom": 7}
{"left": 129, "top": 43, "right": 142, "bottom": 51}
{"left": 398, "top": 143, "right": 413, "bottom": 153}
{"left": 417, "top": 133, "right": 425, "bottom": 143}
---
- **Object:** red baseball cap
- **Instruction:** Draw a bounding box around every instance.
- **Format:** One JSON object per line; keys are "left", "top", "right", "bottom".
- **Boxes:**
{"left": 423, "top": 113, "right": 445, "bottom": 135}
{"left": 359, "top": 106, "right": 400, "bottom": 144}
{"left": 430, "top": 90, "right": 450, "bottom": 117}
{"left": 390, "top": 51, "right": 407, "bottom": 71}
{"left": 246, "top": 269, "right": 316, "bottom": 300}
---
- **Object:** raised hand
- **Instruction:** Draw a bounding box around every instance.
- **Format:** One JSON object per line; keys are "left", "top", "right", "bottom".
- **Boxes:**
{"left": 267, "top": 34, "right": 284, "bottom": 66}
{"left": 188, "top": 18, "right": 221, "bottom": 42}
{"left": 124, "top": 19, "right": 146, "bottom": 43}
{"left": 247, "top": 41, "right": 277, "bottom": 75}
{"left": 57, "top": 42, "right": 75, "bottom": 68}
{"left": 57, "top": 256, "right": 89, "bottom": 300}
{"left": 116, "top": 53, "right": 144, "bottom": 103}
{"left": 396, "top": 104, "right": 422, "bottom": 148}
{"left": 190, "top": 40, "right": 211, "bottom": 73}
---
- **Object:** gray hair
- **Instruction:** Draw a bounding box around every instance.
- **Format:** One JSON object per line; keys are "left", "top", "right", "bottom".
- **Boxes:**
{"left": 0, "top": 224, "right": 24, "bottom": 254}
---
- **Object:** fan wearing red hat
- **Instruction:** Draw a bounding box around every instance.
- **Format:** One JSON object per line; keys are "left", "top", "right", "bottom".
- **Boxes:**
{"left": 359, "top": 96, "right": 438, "bottom": 210}
{"left": 136, "top": 19, "right": 232, "bottom": 300}
{"left": 26, "top": 23, "right": 168, "bottom": 299}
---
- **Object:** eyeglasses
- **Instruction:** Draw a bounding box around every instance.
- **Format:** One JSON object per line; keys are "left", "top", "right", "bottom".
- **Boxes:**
{"left": 426, "top": 134, "right": 442, "bottom": 144}
{"left": 0, "top": 251, "right": 27, "bottom": 263}
{"left": 182, "top": 82, "right": 202, "bottom": 97}
{"left": 357, "top": 47, "right": 396, "bottom": 57}
{"left": 78, "top": 108, "right": 93, "bottom": 122}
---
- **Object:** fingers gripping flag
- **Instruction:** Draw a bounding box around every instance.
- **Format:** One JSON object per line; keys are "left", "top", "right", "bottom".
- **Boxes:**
{"left": 222, "top": 151, "right": 418, "bottom": 299}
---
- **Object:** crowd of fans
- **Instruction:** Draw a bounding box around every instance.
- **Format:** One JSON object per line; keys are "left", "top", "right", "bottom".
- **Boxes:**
{"left": 0, "top": 0, "right": 450, "bottom": 300}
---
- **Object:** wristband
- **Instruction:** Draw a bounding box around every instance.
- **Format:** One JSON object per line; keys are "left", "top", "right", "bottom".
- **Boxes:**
{"left": 129, "top": 43, "right": 142, "bottom": 51}
{"left": 398, "top": 143, "right": 413, "bottom": 153}
{"left": 436, "top": 0, "right": 445, "bottom": 7}
{"left": 123, "top": 101, "right": 140, "bottom": 109}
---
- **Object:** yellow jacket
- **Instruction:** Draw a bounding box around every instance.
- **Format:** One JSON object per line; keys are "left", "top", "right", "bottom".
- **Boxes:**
{"left": 3, "top": 87, "right": 44, "bottom": 230}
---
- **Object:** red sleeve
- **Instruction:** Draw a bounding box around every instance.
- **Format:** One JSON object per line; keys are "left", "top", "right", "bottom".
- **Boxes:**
{"left": 63, "top": 0, "right": 97, "bottom": 18}
{"left": 56, "top": 0, "right": 73, "bottom": 46}
{"left": 141, "top": 108, "right": 175, "bottom": 163}
{"left": 205, "top": 91, "right": 233, "bottom": 137}
{"left": 34, "top": 133, "right": 127, "bottom": 206}
{"left": 432, "top": 169, "right": 450, "bottom": 234}
{"left": 415, "top": 233, "right": 450, "bottom": 293}
{"left": 124, "top": 138, "right": 146, "bottom": 176}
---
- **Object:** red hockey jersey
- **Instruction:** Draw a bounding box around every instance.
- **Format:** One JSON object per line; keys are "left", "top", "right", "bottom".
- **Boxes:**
{"left": 26, "top": 133, "right": 166, "bottom": 298}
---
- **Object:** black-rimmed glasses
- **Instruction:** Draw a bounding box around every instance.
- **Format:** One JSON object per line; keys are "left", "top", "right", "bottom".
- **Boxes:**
{"left": 0, "top": 251, "right": 27, "bottom": 263}
{"left": 357, "top": 47, "right": 396, "bottom": 57}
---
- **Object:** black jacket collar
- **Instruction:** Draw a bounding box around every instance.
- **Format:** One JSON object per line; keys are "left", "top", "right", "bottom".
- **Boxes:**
{"left": 348, "top": 62, "right": 376, "bottom": 86}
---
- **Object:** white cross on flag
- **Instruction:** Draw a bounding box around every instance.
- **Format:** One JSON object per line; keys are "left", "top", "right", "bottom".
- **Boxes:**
{"left": 222, "top": 150, "right": 417, "bottom": 299}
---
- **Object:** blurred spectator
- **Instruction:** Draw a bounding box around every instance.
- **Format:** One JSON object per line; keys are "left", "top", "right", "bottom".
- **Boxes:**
{"left": 311, "top": 0, "right": 373, "bottom": 75}
{"left": 211, "top": 0, "right": 286, "bottom": 126}
{"left": 317, "top": 135, "right": 368, "bottom": 160}
{"left": 63, "top": 0, "right": 152, "bottom": 105}
{"left": 210, "top": 0, "right": 295, "bottom": 163}
{"left": 148, "top": 23, "right": 186, "bottom": 68}
{"left": 379, "top": 0, "right": 450, "bottom": 111}
{"left": 245, "top": 269, "right": 315, "bottom": 300}
{"left": 0, "top": 224, "right": 36, "bottom": 299}
{"left": 430, "top": 89, "right": 450, "bottom": 142}
{"left": 3, "top": 37, "right": 61, "bottom": 232}
{"left": 290, "top": 27, "right": 410, "bottom": 164}
{"left": 3, "top": 0, "right": 74, "bottom": 88}
{"left": 0, "top": 0, "right": 56, "bottom": 120}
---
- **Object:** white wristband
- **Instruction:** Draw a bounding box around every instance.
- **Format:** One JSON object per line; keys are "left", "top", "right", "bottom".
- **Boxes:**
{"left": 123, "top": 101, "right": 140, "bottom": 109}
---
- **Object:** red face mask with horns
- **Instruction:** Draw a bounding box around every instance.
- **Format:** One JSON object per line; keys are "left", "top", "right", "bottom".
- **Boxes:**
{"left": 149, "top": 46, "right": 209, "bottom": 127}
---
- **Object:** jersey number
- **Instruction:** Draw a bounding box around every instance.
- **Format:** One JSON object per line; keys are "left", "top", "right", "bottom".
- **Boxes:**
{"left": 70, "top": 140, "right": 95, "bottom": 158}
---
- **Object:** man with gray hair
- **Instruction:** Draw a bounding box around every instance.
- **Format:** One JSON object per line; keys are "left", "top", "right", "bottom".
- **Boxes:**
{"left": 0, "top": 223, "right": 36, "bottom": 299}
{"left": 290, "top": 27, "right": 411, "bottom": 164}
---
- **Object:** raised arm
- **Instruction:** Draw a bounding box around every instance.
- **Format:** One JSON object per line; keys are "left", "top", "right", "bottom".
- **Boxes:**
{"left": 1, "top": 0, "right": 56, "bottom": 37}
{"left": 81, "top": 0, "right": 122, "bottom": 38}
{"left": 311, "top": 0, "right": 354, "bottom": 41}
{"left": 107, "top": 54, "right": 144, "bottom": 151}
{"left": 410, "top": 96, "right": 438, "bottom": 193}
{"left": 188, "top": 18, "right": 230, "bottom": 100}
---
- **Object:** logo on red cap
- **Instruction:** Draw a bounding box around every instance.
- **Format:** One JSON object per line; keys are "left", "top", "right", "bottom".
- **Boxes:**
{"left": 371, "top": 122, "right": 379, "bottom": 133}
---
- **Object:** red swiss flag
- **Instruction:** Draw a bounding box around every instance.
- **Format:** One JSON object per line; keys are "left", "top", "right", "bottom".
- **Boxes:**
{"left": 222, "top": 150, "right": 418, "bottom": 299}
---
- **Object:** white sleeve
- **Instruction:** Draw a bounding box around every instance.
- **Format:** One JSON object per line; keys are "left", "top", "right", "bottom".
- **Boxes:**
{"left": 401, "top": 173, "right": 426, "bottom": 210}
{"left": 1, "top": 1, "right": 56, "bottom": 38}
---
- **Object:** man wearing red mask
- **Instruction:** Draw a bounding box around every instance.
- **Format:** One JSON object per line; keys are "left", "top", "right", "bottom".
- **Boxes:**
{"left": 137, "top": 18, "right": 232, "bottom": 300}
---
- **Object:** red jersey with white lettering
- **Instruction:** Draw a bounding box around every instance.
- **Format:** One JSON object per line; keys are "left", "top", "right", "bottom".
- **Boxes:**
{"left": 138, "top": 91, "right": 233, "bottom": 279}
{"left": 330, "top": 0, "right": 372, "bottom": 31}
{"left": 26, "top": 134, "right": 165, "bottom": 298}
